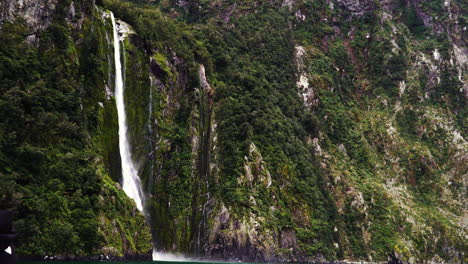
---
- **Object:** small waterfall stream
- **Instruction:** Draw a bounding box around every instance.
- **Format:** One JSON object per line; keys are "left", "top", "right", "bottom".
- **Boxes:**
{"left": 111, "top": 12, "right": 145, "bottom": 212}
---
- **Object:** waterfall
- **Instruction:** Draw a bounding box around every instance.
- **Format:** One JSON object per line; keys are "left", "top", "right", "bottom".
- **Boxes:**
{"left": 110, "top": 13, "right": 190, "bottom": 261}
{"left": 111, "top": 12, "right": 144, "bottom": 212}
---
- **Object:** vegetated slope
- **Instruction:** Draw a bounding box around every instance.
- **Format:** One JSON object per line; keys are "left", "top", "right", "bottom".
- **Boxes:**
{"left": 138, "top": 0, "right": 466, "bottom": 262}
{"left": 0, "top": 0, "right": 151, "bottom": 257}
{"left": 0, "top": 0, "right": 466, "bottom": 262}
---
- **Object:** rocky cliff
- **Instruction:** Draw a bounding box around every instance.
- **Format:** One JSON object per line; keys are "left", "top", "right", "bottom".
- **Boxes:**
{"left": 0, "top": 0, "right": 151, "bottom": 258}
{"left": 0, "top": 0, "right": 466, "bottom": 263}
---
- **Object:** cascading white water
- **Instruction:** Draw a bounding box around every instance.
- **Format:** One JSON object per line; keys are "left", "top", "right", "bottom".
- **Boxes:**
{"left": 111, "top": 13, "right": 190, "bottom": 261}
{"left": 111, "top": 12, "right": 144, "bottom": 212}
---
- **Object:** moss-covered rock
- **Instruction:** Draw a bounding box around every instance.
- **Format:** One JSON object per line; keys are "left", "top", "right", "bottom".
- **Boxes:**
{"left": 1, "top": 0, "right": 466, "bottom": 262}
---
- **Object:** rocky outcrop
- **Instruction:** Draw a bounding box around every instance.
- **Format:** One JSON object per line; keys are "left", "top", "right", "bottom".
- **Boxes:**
{"left": 0, "top": 0, "right": 85, "bottom": 43}
{"left": 407, "top": 0, "right": 445, "bottom": 34}
{"left": 239, "top": 143, "right": 272, "bottom": 188}
{"left": 0, "top": 0, "right": 58, "bottom": 31}
{"left": 199, "top": 64, "right": 214, "bottom": 97}
{"left": 206, "top": 205, "right": 278, "bottom": 262}
{"left": 452, "top": 44, "right": 468, "bottom": 98}
{"left": 334, "top": 0, "right": 377, "bottom": 16}
{"left": 295, "top": 46, "right": 320, "bottom": 108}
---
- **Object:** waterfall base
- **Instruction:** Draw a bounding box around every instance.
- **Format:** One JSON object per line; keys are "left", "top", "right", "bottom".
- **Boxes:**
{"left": 152, "top": 249, "right": 191, "bottom": 262}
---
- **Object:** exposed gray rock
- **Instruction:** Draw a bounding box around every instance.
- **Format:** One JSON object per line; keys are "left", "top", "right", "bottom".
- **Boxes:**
{"left": 199, "top": 64, "right": 213, "bottom": 95}
{"left": 280, "top": 229, "right": 297, "bottom": 249}
{"left": 282, "top": 0, "right": 296, "bottom": 9}
{"left": 334, "top": 0, "right": 377, "bottom": 16}
{"left": 0, "top": 0, "right": 58, "bottom": 32}
{"left": 409, "top": 0, "right": 445, "bottom": 34}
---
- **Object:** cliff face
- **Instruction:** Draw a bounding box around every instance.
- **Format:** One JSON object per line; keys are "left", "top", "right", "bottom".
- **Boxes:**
{"left": 0, "top": 0, "right": 151, "bottom": 258}
{"left": 0, "top": 0, "right": 466, "bottom": 262}
{"left": 150, "top": 1, "right": 467, "bottom": 262}
{"left": 0, "top": 0, "right": 59, "bottom": 31}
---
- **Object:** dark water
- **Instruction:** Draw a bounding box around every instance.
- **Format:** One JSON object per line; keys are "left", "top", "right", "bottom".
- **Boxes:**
{"left": 18, "top": 261, "right": 355, "bottom": 264}
{"left": 18, "top": 262, "right": 268, "bottom": 264}
{"left": 18, "top": 260, "right": 354, "bottom": 264}
{"left": 16, "top": 260, "right": 252, "bottom": 264}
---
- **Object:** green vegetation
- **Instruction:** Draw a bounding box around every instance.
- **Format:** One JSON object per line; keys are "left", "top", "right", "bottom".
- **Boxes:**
{"left": 0, "top": 1, "right": 150, "bottom": 256}
{"left": 1, "top": 0, "right": 465, "bottom": 262}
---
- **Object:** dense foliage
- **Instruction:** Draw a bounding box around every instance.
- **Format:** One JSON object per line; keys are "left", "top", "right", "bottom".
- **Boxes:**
{"left": 0, "top": 0, "right": 151, "bottom": 256}
{"left": 0, "top": 0, "right": 465, "bottom": 262}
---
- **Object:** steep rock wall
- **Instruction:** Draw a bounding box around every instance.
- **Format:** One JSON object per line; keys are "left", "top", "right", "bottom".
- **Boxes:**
{"left": 1, "top": 0, "right": 466, "bottom": 262}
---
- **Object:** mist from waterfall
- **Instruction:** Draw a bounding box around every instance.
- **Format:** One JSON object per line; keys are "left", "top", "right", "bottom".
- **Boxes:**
{"left": 153, "top": 249, "right": 191, "bottom": 262}
{"left": 111, "top": 12, "right": 144, "bottom": 212}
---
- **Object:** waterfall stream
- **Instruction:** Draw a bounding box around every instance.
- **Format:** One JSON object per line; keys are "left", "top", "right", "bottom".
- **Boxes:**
{"left": 111, "top": 12, "right": 145, "bottom": 212}
{"left": 110, "top": 12, "right": 190, "bottom": 261}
